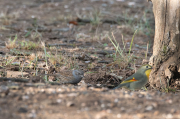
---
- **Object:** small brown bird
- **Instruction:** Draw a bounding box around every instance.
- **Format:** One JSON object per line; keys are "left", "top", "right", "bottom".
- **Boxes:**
{"left": 50, "top": 70, "right": 84, "bottom": 84}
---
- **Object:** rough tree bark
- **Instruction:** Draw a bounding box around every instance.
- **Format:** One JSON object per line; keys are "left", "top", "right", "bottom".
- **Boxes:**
{"left": 149, "top": 0, "right": 180, "bottom": 90}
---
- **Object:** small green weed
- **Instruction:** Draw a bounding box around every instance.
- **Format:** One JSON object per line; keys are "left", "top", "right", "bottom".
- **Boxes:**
{"left": 5, "top": 34, "right": 18, "bottom": 49}
{"left": 107, "top": 30, "right": 137, "bottom": 68}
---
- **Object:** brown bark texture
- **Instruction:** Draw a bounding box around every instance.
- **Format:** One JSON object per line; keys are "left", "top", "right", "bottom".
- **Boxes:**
{"left": 149, "top": 0, "right": 180, "bottom": 89}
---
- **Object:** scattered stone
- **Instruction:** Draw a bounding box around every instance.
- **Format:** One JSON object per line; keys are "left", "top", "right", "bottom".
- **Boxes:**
{"left": 81, "top": 103, "right": 86, "bottom": 107}
{"left": 95, "top": 111, "right": 107, "bottom": 119}
{"left": 106, "top": 109, "right": 112, "bottom": 113}
{"left": 137, "top": 113, "right": 145, "bottom": 118}
{"left": 66, "top": 101, "right": 74, "bottom": 107}
{"left": 56, "top": 99, "right": 62, "bottom": 103}
{"left": 114, "top": 98, "right": 119, "bottom": 103}
{"left": 27, "top": 110, "right": 36, "bottom": 118}
{"left": 166, "top": 114, "right": 173, "bottom": 119}
{"left": 18, "top": 107, "right": 28, "bottom": 113}
{"left": 101, "top": 104, "right": 105, "bottom": 108}
{"left": 67, "top": 93, "right": 78, "bottom": 97}
{"left": 85, "top": 61, "right": 91, "bottom": 63}
{"left": 145, "top": 105, "right": 153, "bottom": 111}
{"left": 22, "top": 95, "right": 29, "bottom": 100}
{"left": 117, "top": 114, "right": 121, "bottom": 118}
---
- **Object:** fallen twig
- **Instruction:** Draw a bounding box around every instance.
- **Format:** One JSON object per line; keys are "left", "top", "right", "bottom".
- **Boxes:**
{"left": 0, "top": 77, "right": 29, "bottom": 82}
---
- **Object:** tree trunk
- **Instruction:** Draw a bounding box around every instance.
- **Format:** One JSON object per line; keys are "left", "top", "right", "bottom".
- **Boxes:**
{"left": 149, "top": 0, "right": 180, "bottom": 90}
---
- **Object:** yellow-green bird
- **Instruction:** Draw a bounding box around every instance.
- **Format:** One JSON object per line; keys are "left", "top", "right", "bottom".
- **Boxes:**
{"left": 113, "top": 64, "right": 152, "bottom": 90}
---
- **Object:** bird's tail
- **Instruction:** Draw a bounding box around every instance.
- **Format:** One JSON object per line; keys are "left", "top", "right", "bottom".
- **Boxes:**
{"left": 112, "top": 83, "right": 126, "bottom": 90}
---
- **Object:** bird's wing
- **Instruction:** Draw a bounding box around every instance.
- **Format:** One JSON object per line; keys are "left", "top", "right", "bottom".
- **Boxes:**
{"left": 56, "top": 74, "right": 74, "bottom": 83}
{"left": 121, "top": 77, "right": 138, "bottom": 84}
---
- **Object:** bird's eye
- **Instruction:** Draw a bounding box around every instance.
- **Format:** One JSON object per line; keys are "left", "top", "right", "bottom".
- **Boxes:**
{"left": 146, "top": 65, "right": 149, "bottom": 68}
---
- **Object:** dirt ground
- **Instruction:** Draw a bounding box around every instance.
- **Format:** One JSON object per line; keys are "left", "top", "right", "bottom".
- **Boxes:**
{"left": 0, "top": 0, "right": 180, "bottom": 119}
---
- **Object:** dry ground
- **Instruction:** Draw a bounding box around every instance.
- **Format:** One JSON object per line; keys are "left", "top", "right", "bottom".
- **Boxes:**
{"left": 0, "top": 0, "right": 180, "bottom": 119}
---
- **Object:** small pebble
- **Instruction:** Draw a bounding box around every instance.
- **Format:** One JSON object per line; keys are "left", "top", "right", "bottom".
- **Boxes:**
{"left": 22, "top": 95, "right": 29, "bottom": 100}
{"left": 56, "top": 99, "right": 62, "bottom": 103}
{"left": 18, "top": 107, "right": 28, "bottom": 113}
{"left": 66, "top": 101, "right": 74, "bottom": 107}
{"left": 166, "top": 114, "right": 173, "bottom": 119}
{"left": 145, "top": 105, "right": 153, "bottom": 111}
{"left": 117, "top": 114, "right": 121, "bottom": 118}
